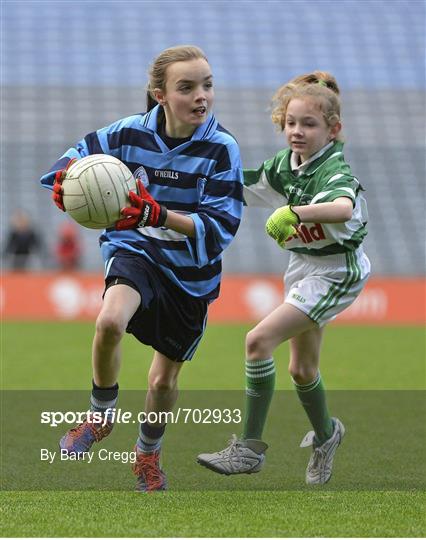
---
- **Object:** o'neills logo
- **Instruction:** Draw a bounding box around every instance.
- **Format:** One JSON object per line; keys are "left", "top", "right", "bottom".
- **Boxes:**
{"left": 289, "top": 223, "right": 326, "bottom": 244}
{"left": 154, "top": 170, "right": 179, "bottom": 180}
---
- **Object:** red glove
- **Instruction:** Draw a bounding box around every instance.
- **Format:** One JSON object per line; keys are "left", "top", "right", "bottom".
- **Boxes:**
{"left": 115, "top": 179, "right": 168, "bottom": 230}
{"left": 52, "top": 158, "right": 77, "bottom": 211}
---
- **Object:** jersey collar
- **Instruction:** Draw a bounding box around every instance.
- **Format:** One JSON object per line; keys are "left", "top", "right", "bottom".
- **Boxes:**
{"left": 141, "top": 104, "right": 218, "bottom": 141}
{"left": 287, "top": 141, "right": 344, "bottom": 176}
{"left": 290, "top": 141, "right": 334, "bottom": 174}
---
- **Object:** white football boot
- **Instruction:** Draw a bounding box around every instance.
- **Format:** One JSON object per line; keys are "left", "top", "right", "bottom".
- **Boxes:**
{"left": 197, "top": 435, "right": 268, "bottom": 475}
{"left": 300, "top": 417, "right": 345, "bottom": 485}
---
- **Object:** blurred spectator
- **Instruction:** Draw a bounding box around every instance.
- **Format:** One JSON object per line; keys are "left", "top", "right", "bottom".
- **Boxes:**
{"left": 3, "top": 210, "right": 43, "bottom": 270}
{"left": 55, "top": 221, "right": 82, "bottom": 271}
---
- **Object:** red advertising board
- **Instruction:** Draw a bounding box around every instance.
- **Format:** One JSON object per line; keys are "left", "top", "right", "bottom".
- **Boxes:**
{"left": 1, "top": 272, "right": 424, "bottom": 325}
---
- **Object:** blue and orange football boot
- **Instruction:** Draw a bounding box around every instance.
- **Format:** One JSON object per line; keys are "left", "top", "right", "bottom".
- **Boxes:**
{"left": 132, "top": 446, "right": 167, "bottom": 492}
{"left": 59, "top": 419, "right": 113, "bottom": 456}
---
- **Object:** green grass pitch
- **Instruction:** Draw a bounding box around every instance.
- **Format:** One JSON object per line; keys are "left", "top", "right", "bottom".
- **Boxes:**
{"left": 1, "top": 321, "right": 425, "bottom": 537}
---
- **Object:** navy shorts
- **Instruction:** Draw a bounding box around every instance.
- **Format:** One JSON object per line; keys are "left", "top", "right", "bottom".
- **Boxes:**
{"left": 104, "top": 250, "right": 209, "bottom": 362}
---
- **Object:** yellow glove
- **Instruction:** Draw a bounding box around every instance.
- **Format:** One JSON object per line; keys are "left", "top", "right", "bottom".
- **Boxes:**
{"left": 265, "top": 205, "right": 300, "bottom": 248}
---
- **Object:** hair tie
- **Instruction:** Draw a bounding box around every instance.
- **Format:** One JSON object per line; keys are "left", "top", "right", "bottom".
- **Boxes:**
{"left": 317, "top": 80, "right": 328, "bottom": 87}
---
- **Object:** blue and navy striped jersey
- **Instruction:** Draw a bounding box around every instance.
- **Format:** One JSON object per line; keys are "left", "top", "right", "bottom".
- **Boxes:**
{"left": 40, "top": 105, "right": 243, "bottom": 300}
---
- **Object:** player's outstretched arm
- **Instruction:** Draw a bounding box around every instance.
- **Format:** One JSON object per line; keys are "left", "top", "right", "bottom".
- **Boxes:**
{"left": 163, "top": 212, "right": 195, "bottom": 237}
{"left": 292, "top": 197, "right": 353, "bottom": 224}
{"left": 115, "top": 178, "right": 195, "bottom": 236}
{"left": 265, "top": 197, "right": 353, "bottom": 248}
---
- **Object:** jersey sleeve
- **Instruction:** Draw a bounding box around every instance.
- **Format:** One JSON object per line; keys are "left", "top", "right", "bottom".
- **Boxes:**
{"left": 310, "top": 173, "right": 361, "bottom": 207}
{"left": 39, "top": 117, "right": 129, "bottom": 189}
{"left": 39, "top": 145, "right": 87, "bottom": 190}
{"left": 187, "top": 143, "right": 244, "bottom": 267}
{"left": 243, "top": 156, "right": 287, "bottom": 208}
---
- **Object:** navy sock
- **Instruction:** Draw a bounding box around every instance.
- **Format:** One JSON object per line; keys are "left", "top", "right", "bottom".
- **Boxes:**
{"left": 136, "top": 421, "right": 166, "bottom": 454}
{"left": 90, "top": 380, "right": 119, "bottom": 422}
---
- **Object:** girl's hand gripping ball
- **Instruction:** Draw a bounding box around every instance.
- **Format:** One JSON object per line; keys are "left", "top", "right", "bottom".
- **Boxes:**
{"left": 52, "top": 159, "right": 77, "bottom": 211}
{"left": 115, "top": 179, "right": 168, "bottom": 230}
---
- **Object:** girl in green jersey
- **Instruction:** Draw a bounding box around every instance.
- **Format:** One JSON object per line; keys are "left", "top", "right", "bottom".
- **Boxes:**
{"left": 198, "top": 71, "right": 370, "bottom": 485}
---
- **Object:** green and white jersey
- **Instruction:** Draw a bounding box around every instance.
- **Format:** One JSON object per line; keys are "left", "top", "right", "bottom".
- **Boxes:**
{"left": 243, "top": 141, "right": 368, "bottom": 256}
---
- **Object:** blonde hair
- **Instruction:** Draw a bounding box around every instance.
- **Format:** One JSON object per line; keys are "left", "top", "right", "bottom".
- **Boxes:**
{"left": 146, "top": 45, "right": 209, "bottom": 110}
{"left": 271, "top": 71, "right": 343, "bottom": 140}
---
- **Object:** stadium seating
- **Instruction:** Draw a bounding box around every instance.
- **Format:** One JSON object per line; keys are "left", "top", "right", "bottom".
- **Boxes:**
{"left": 1, "top": 0, "right": 424, "bottom": 275}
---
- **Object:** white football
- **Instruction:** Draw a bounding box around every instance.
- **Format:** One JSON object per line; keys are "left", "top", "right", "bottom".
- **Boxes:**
{"left": 61, "top": 154, "right": 137, "bottom": 229}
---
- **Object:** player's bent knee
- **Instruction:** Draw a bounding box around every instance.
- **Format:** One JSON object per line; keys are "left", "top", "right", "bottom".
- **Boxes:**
{"left": 148, "top": 373, "right": 178, "bottom": 393}
{"left": 95, "top": 312, "right": 127, "bottom": 342}
{"left": 288, "top": 364, "right": 318, "bottom": 385}
{"left": 245, "top": 329, "right": 272, "bottom": 360}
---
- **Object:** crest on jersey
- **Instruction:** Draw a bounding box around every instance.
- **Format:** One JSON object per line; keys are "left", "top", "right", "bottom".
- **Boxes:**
{"left": 133, "top": 165, "right": 150, "bottom": 187}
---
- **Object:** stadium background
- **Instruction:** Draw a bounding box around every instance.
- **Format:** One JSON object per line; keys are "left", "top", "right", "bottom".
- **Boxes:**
{"left": 1, "top": 0, "right": 425, "bottom": 278}
{"left": 1, "top": 2, "right": 425, "bottom": 537}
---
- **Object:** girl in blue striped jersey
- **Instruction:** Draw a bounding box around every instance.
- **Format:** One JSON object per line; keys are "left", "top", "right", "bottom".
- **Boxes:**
{"left": 41, "top": 45, "right": 243, "bottom": 492}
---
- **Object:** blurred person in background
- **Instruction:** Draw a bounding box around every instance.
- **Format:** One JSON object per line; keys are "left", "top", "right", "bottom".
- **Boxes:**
{"left": 55, "top": 221, "right": 82, "bottom": 271}
{"left": 3, "top": 210, "right": 43, "bottom": 271}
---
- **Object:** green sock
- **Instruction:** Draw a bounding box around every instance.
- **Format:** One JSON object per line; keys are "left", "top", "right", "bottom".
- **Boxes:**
{"left": 293, "top": 372, "right": 333, "bottom": 444}
{"left": 242, "top": 358, "right": 275, "bottom": 440}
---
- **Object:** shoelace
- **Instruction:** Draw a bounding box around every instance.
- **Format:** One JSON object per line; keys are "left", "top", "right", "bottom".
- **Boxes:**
{"left": 67, "top": 422, "right": 91, "bottom": 440}
{"left": 68, "top": 421, "right": 111, "bottom": 442}
{"left": 90, "top": 422, "right": 113, "bottom": 441}
{"left": 216, "top": 435, "right": 240, "bottom": 458}
{"left": 310, "top": 446, "right": 327, "bottom": 469}
{"left": 133, "top": 452, "right": 164, "bottom": 489}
